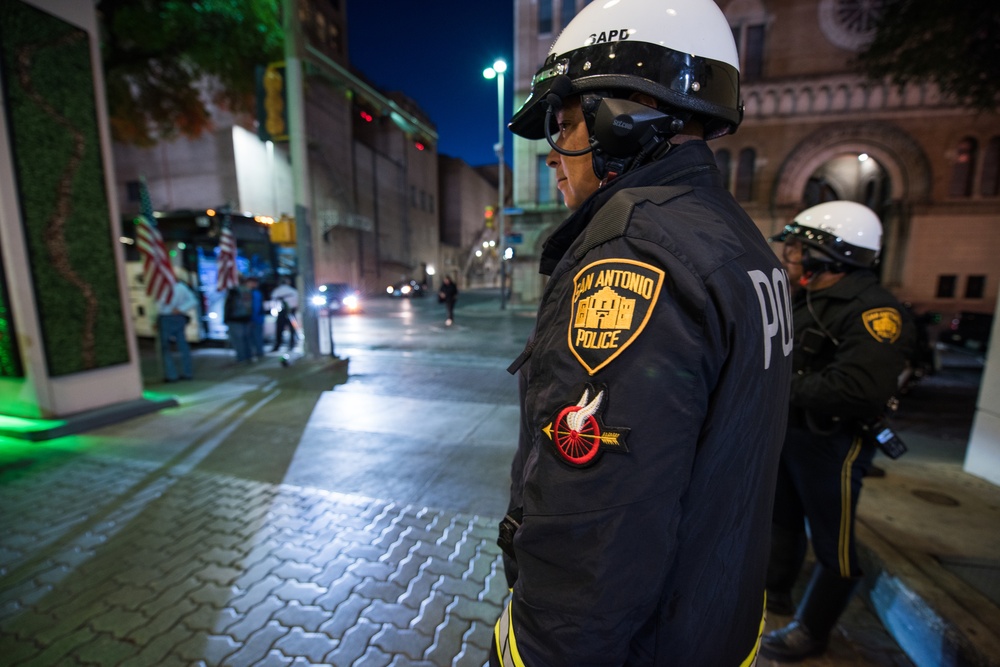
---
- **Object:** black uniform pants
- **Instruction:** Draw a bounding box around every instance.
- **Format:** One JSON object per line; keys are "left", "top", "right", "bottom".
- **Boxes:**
{"left": 772, "top": 424, "right": 876, "bottom": 578}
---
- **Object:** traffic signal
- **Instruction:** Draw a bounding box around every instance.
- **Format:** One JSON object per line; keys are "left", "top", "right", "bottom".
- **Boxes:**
{"left": 485, "top": 206, "right": 495, "bottom": 228}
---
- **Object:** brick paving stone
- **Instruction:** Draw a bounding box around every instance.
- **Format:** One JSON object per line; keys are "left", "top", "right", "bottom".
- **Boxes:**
{"left": 364, "top": 599, "right": 420, "bottom": 629}
{"left": 421, "top": 556, "right": 467, "bottom": 580}
{"left": 271, "top": 560, "right": 323, "bottom": 582}
{"left": 460, "top": 552, "right": 496, "bottom": 587}
{"left": 237, "top": 552, "right": 285, "bottom": 585}
{"left": 251, "top": 649, "right": 296, "bottom": 667}
{"left": 273, "top": 626, "right": 338, "bottom": 663}
{"left": 132, "top": 580, "right": 196, "bottom": 623}
{"left": 355, "top": 578, "right": 407, "bottom": 604}
{"left": 2, "top": 635, "right": 42, "bottom": 665}
{"left": 386, "top": 656, "right": 439, "bottom": 667}
{"left": 272, "top": 602, "right": 330, "bottom": 633}
{"left": 129, "top": 597, "right": 199, "bottom": 645}
{"left": 197, "top": 563, "right": 244, "bottom": 588}
{"left": 318, "top": 593, "right": 371, "bottom": 638}
{"left": 371, "top": 624, "right": 434, "bottom": 661}
{"left": 409, "top": 592, "right": 452, "bottom": 637}
{"left": 199, "top": 546, "right": 245, "bottom": 568}
{"left": 411, "top": 540, "right": 456, "bottom": 563}
{"left": 433, "top": 576, "right": 487, "bottom": 602}
{"left": 399, "top": 569, "right": 442, "bottom": 611}
{"left": 178, "top": 632, "right": 242, "bottom": 664}
{"left": 180, "top": 603, "right": 230, "bottom": 634}
{"left": 269, "top": 544, "right": 320, "bottom": 564}
{"left": 28, "top": 627, "right": 96, "bottom": 665}
{"left": 447, "top": 597, "right": 500, "bottom": 625}
{"left": 387, "top": 553, "right": 426, "bottom": 589}
{"left": 462, "top": 621, "right": 496, "bottom": 651}
{"left": 347, "top": 560, "right": 395, "bottom": 581}
{"left": 74, "top": 631, "right": 140, "bottom": 664}
{"left": 224, "top": 595, "right": 287, "bottom": 642}
{"left": 230, "top": 575, "right": 285, "bottom": 614}
{"left": 340, "top": 543, "right": 385, "bottom": 562}
{"left": 313, "top": 573, "right": 362, "bottom": 614}
{"left": 350, "top": 646, "right": 393, "bottom": 667}
{"left": 87, "top": 605, "right": 150, "bottom": 638}
{"left": 310, "top": 555, "right": 355, "bottom": 587}
{"left": 423, "top": 611, "right": 471, "bottom": 667}
{"left": 221, "top": 619, "right": 290, "bottom": 666}
{"left": 101, "top": 583, "right": 157, "bottom": 611}
{"left": 189, "top": 581, "right": 238, "bottom": 608}
{"left": 272, "top": 579, "right": 327, "bottom": 606}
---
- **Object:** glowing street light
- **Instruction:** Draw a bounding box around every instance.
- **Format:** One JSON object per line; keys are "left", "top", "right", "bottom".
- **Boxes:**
{"left": 483, "top": 58, "right": 508, "bottom": 309}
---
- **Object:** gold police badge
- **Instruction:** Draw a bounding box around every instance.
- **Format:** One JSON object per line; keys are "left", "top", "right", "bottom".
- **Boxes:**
{"left": 568, "top": 259, "right": 664, "bottom": 374}
{"left": 862, "top": 307, "right": 902, "bottom": 343}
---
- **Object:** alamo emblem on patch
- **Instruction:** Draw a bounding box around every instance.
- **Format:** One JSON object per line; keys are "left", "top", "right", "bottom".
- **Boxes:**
{"left": 862, "top": 307, "right": 902, "bottom": 343}
{"left": 568, "top": 259, "right": 664, "bottom": 374}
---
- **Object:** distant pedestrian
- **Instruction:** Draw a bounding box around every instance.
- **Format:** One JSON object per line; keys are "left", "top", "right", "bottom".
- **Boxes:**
{"left": 247, "top": 276, "right": 265, "bottom": 359}
{"left": 155, "top": 279, "right": 198, "bottom": 382}
{"left": 438, "top": 276, "right": 458, "bottom": 326}
{"left": 762, "top": 201, "right": 916, "bottom": 661}
{"left": 224, "top": 277, "right": 254, "bottom": 362}
{"left": 271, "top": 277, "right": 299, "bottom": 351}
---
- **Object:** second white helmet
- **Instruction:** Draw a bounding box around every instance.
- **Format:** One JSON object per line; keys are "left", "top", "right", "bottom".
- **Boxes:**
{"left": 776, "top": 201, "right": 883, "bottom": 269}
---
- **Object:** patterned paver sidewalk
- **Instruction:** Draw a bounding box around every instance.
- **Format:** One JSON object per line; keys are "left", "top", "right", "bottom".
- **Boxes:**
{"left": 0, "top": 453, "right": 506, "bottom": 666}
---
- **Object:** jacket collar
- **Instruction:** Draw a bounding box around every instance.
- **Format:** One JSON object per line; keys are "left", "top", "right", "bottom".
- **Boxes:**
{"left": 539, "top": 140, "right": 721, "bottom": 275}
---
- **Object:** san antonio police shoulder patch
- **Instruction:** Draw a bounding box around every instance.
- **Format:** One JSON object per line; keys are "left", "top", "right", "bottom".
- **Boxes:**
{"left": 568, "top": 259, "right": 664, "bottom": 374}
{"left": 862, "top": 307, "right": 902, "bottom": 343}
{"left": 541, "top": 384, "right": 630, "bottom": 467}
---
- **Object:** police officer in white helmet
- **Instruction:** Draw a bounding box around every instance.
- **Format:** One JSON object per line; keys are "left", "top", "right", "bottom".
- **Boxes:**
{"left": 762, "top": 201, "right": 915, "bottom": 661}
{"left": 492, "top": 0, "right": 794, "bottom": 664}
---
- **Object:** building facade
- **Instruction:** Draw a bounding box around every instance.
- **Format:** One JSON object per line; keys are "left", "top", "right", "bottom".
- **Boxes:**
{"left": 113, "top": 0, "right": 441, "bottom": 297}
{"left": 510, "top": 0, "right": 1000, "bottom": 321}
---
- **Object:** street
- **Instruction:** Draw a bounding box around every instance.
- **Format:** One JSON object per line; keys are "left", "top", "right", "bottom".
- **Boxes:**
{"left": 0, "top": 289, "right": 985, "bottom": 666}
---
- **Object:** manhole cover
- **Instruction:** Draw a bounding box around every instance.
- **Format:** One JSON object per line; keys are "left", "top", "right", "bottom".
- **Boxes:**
{"left": 911, "top": 489, "right": 961, "bottom": 507}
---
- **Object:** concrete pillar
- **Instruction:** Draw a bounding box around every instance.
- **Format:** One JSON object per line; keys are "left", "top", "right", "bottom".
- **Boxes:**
{"left": 0, "top": 0, "right": 143, "bottom": 420}
{"left": 964, "top": 290, "right": 1000, "bottom": 486}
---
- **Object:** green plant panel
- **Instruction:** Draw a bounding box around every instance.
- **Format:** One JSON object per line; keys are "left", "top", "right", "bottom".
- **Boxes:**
{"left": 0, "top": 0, "right": 129, "bottom": 377}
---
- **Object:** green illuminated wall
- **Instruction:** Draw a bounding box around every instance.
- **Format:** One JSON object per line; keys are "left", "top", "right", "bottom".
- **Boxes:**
{"left": 0, "top": 0, "right": 129, "bottom": 377}
{"left": 0, "top": 241, "right": 24, "bottom": 377}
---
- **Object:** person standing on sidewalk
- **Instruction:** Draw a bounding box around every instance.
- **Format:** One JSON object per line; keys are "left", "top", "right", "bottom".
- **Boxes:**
{"left": 155, "top": 279, "right": 198, "bottom": 382}
{"left": 438, "top": 276, "right": 458, "bottom": 326}
{"left": 271, "top": 277, "right": 299, "bottom": 351}
{"left": 762, "top": 201, "right": 916, "bottom": 661}
{"left": 491, "top": 1, "right": 793, "bottom": 664}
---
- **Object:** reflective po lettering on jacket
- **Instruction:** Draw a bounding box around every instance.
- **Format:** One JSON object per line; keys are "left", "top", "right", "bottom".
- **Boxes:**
{"left": 568, "top": 259, "right": 664, "bottom": 375}
{"left": 748, "top": 267, "right": 794, "bottom": 369}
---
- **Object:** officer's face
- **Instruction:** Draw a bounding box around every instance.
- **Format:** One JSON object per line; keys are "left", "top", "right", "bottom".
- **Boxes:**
{"left": 547, "top": 97, "right": 601, "bottom": 211}
{"left": 782, "top": 240, "right": 805, "bottom": 284}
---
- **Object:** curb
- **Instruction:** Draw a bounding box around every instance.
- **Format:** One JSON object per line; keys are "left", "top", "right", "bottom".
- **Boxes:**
{"left": 858, "top": 522, "right": 1000, "bottom": 667}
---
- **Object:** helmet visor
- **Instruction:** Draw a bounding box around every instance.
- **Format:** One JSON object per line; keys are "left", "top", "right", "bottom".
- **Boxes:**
{"left": 772, "top": 224, "right": 879, "bottom": 268}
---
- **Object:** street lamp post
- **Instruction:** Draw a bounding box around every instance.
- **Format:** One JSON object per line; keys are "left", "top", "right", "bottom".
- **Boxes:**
{"left": 483, "top": 59, "right": 507, "bottom": 309}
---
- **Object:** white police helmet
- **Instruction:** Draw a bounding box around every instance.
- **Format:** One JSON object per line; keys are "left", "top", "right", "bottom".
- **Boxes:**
{"left": 776, "top": 201, "right": 883, "bottom": 269}
{"left": 509, "top": 0, "right": 742, "bottom": 142}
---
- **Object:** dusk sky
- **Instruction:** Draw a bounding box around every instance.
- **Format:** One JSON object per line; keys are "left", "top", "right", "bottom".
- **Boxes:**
{"left": 345, "top": 1, "right": 517, "bottom": 168}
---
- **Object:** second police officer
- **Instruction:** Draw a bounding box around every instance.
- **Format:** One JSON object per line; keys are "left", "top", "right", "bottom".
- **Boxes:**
{"left": 762, "top": 201, "right": 915, "bottom": 661}
{"left": 492, "top": 0, "right": 794, "bottom": 664}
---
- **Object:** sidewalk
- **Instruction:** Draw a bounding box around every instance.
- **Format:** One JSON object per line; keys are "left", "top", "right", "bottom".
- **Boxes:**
{"left": 0, "top": 338, "right": 998, "bottom": 666}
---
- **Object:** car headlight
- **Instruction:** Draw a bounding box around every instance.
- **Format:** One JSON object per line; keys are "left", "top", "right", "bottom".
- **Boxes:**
{"left": 343, "top": 295, "right": 359, "bottom": 310}
{"left": 311, "top": 295, "right": 327, "bottom": 307}
{"left": 401, "top": 285, "right": 411, "bottom": 295}
{"left": 386, "top": 285, "right": 394, "bottom": 294}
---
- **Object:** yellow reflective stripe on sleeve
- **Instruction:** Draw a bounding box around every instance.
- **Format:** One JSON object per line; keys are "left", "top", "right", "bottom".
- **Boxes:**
{"left": 739, "top": 596, "right": 765, "bottom": 667}
{"left": 494, "top": 598, "right": 525, "bottom": 667}
{"left": 838, "top": 435, "right": 864, "bottom": 577}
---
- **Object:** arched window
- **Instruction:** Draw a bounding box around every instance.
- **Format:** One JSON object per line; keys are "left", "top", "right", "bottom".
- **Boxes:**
{"left": 735, "top": 148, "right": 756, "bottom": 202}
{"left": 948, "top": 137, "right": 977, "bottom": 198}
{"left": 714, "top": 149, "right": 731, "bottom": 192}
{"left": 980, "top": 137, "right": 1000, "bottom": 197}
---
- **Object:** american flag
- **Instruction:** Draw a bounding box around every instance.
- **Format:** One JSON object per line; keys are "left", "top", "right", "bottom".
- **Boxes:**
{"left": 216, "top": 220, "right": 239, "bottom": 291}
{"left": 133, "top": 178, "right": 175, "bottom": 304}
